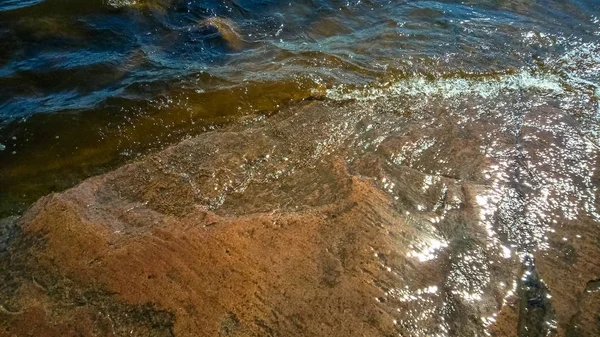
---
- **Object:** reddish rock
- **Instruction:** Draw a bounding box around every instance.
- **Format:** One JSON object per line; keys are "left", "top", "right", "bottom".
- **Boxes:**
{"left": 1, "top": 98, "right": 599, "bottom": 336}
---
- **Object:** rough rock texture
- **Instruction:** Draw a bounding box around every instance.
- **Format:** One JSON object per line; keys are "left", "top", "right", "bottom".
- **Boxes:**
{"left": 1, "top": 94, "right": 599, "bottom": 336}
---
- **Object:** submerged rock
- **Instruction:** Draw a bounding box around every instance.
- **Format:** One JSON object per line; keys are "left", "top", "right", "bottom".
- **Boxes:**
{"left": 107, "top": 0, "right": 173, "bottom": 12}
{"left": 199, "top": 17, "right": 245, "bottom": 51}
{"left": 1, "top": 91, "right": 599, "bottom": 336}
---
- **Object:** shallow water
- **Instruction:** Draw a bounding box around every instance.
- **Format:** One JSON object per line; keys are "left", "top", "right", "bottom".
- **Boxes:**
{"left": 0, "top": 1, "right": 600, "bottom": 335}
{"left": 1, "top": 0, "right": 599, "bottom": 216}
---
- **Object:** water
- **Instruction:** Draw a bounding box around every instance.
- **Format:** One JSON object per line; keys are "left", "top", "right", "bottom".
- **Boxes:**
{"left": 1, "top": 1, "right": 600, "bottom": 335}
{"left": 0, "top": 0, "right": 598, "bottom": 216}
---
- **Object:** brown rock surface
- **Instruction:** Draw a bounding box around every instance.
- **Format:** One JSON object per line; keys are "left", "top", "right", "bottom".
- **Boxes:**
{"left": 1, "top": 92, "right": 599, "bottom": 336}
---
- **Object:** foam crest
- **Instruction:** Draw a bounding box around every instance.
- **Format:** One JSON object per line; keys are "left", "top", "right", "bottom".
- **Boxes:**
{"left": 326, "top": 71, "right": 564, "bottom": 102}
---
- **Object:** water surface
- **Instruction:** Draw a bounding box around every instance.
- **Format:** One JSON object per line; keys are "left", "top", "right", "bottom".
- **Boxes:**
{"left": 1, "top": 0, "right": 600, "bottom": 336}
{"left": 1, "top": 0, "right": 599, "bottom": 216}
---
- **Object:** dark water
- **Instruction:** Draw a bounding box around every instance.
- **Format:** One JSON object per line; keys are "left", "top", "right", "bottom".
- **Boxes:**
{"left": 1, "top": 0, "right": 599, "bottom": 217}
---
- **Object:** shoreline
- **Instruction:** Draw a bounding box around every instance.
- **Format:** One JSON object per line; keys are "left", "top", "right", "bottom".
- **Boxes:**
{"left": 1, "top": 95, "right": 599, "bottom": 336}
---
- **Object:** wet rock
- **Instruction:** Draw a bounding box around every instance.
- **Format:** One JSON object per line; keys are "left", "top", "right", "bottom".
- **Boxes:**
{"left": 1, "top": 94, "right": 599, "bottom": 336}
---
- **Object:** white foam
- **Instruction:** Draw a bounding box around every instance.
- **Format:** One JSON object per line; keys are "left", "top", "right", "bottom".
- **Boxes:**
{"left": 106, "top": 0, "right": 140, "bottom": 8}
{"left": 326, "top": 71, "right": 564, "bottom": 102}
